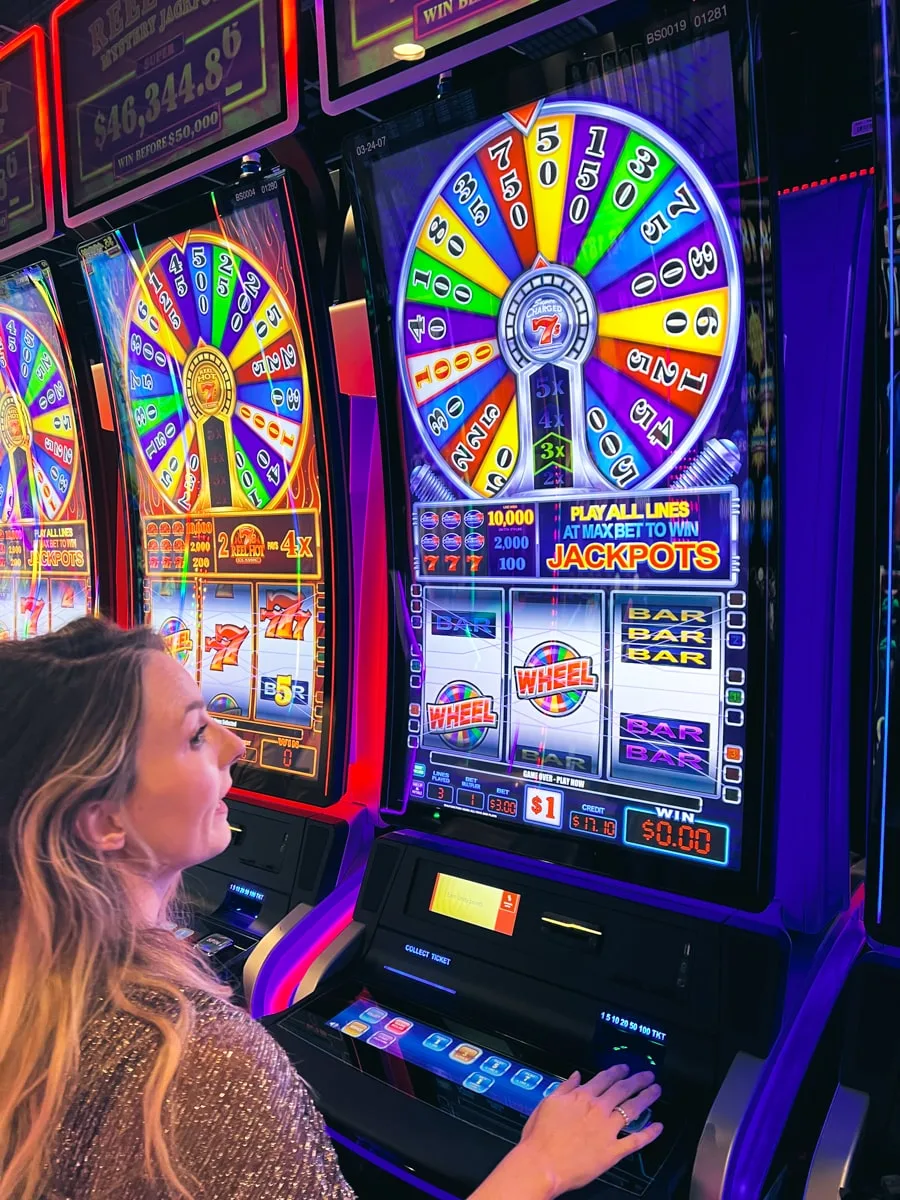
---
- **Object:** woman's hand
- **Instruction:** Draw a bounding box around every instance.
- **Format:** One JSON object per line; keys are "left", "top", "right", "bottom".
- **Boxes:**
{"left": 519, "top": 1066, "right": 663, "bottom": 1196}
{"left": 469, "top": 1065, "right": 663, "bottom": 1200}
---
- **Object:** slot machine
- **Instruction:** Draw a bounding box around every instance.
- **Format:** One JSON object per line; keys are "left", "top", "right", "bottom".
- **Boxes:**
{"left": 0, "top": 27, "right": 109, "bottom": 641}
{"left": 51, "top": 0, "right": 384, "bottom": 986}
{"left": 255, "top": 1, "right": 874, "bottom": 1196}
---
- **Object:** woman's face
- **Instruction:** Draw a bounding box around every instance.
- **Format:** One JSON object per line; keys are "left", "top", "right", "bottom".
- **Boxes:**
{"left": 126, "top": 650, "right": 245, "bottom": 875}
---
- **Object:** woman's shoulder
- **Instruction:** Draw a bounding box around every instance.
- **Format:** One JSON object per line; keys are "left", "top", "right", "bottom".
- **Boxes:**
{"left": 182, "top": 988, "right": 299, "bottom": 1085}
{"left": 101, "top": 985, "right": 293, "bottom": 1076}
{"left": 84, "top": 987, "right": 319, "bottom": 1147}
{"left": 83, "top": 986, "right": 286, "bottom": 1080}
{"left": 62, "top": 991, "right": 354, "bottom": 1197}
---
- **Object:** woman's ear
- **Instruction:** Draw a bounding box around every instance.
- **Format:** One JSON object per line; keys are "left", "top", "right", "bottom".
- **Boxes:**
{"left": 76, "top": 801, "right": 127, "bottom": 854}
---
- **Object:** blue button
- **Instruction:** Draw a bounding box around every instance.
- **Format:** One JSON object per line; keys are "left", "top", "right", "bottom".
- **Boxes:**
{"left": 423, "top": 1033, "right": 453, "bottom": 1052}
{"left": 482, "top": 1056, "right": 511, "bottom": 1077}
{"left": 361, "top": 1007, "right": 388, "bottom": 1023}
{"left": 511, "top": 1069, "right": 543, "bottom": 1091}
{"left": 463, "top": 1072, "right": 494, "bottom": 1094}
{"left": 543, "top": 1080, "right": 562, "bottom": 1098}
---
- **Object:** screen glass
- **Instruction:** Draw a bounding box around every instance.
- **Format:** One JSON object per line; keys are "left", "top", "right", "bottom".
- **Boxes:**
{"left": 330, "top": 994, "right": 565, "bottom": 1118}
{"left": 348, "top": 9, "right": 772, "bottom": 882}
{"left": 81, "top": 178, "right": 334, "bottom": 798}
{"left": 53, "top": 0, "right": 295, "bottom": 223}
{"left": 0, "top": 263, "right": 94, "bottom": 636}
{"left": 329, "top": 0, "right": 550, "bottom": 92}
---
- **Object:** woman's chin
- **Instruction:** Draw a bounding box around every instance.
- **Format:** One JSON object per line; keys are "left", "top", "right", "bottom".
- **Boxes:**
{"left": 207, "top": 812, "right": 233, "bottom": 857}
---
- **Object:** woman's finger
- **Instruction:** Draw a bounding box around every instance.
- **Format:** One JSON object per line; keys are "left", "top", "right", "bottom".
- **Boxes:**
{"left": 616, "top": 1121, "right": 664, "bottom": 1156}
{"left": 554, "top": 1071, "right": 581, "bottom": 1096}
{"left": 580, "top": 1064, "right": 630, "bottom": 1096}
{"left": 613, "top": 1083, "right": 662, "bottom": 1124}
{"left": 602, "top": 1070, "right": 656, "bottom": 1108}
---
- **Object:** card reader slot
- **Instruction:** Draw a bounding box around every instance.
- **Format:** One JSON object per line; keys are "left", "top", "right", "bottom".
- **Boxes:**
{"left": 541, "top": 912, "right": 604, "bottom": 949}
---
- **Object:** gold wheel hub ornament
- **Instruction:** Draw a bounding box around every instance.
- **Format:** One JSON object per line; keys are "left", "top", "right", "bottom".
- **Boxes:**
{"left": 183, "top": 345, "right": 235, "bottom": 422}
{"left": 0, "top": 392, "right": 31, "bottom": 451}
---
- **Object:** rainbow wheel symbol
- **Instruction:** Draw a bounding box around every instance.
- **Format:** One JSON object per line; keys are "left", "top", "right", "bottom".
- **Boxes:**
{"left": 158, "top": 616, "right": 193, "bottom": 664}
{"left": 0, "top": 310, "right": 80, "bottom": 523}
{"left": 208, "top": 693, "right": 242, "bottom": 716}
{"left": 433, "top": 679, "right": 492, "bottom": 750}
{"left": 123, "top": 232, "right": 310, "bottom": 514}
{"left": 523, "top": 641, "right": 587, "bottom": 717}
{"left": 396, "top": 99, "right": 741, "bottom": 498}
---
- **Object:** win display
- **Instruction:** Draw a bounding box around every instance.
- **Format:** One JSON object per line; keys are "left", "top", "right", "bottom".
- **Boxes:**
{"left": 350, "top": 22, "right": 769, "bottom": 875}
{"left": 0, "top": 264, "right": 94, "bottom": 637}
{"left": 82, "top": 180, "right": 334, "bottom": 794}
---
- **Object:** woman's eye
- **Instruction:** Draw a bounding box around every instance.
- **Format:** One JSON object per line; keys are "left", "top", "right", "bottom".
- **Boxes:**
{"left": 190, "top": 724, "right": 208, "bottom": 747}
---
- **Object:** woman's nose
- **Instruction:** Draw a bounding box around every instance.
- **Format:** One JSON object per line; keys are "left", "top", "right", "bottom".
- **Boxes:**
{"left": 220, "top": 724, "right": 246, "bottom": 767}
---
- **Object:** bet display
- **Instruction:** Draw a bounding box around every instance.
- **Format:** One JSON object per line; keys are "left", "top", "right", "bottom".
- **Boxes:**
{"left": 351, "top": 29, "right": 759, "bottom": 872}
{"left": 82, "top": 187, "right": 331, "bottom": 789}
{"left": 0, "top": 264, "right": 94, "bottom": 637}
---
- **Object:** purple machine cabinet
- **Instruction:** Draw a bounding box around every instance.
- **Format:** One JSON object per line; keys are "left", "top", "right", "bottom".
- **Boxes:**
{"left": 777, "top": 3, "right": 900, "bottom": 1195}
{"left": 254, "top": 4, "right": 872, "bottom": 1197}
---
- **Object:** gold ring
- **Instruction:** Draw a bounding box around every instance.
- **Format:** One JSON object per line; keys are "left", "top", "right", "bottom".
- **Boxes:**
{"left": 613, "top": 1104, "right": 629, "bottom": 1126}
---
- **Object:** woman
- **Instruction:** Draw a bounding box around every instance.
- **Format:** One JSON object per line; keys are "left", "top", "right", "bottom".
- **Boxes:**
{"left": 0, "top": 618, "right": 662, "bottom": 1199}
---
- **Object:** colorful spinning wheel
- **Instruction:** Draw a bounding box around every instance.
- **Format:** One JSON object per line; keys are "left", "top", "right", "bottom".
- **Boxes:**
{"left": 0, "top": 311, "right": 80, "bottom": 523}
{"left": 397, "top": 100, "right": 741, "bottom": 498}
{"left": 123, "top": 233, "right": 309, "bottom": 514}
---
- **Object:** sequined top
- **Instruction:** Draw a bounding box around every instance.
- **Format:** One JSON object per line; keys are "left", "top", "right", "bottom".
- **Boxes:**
{"left": 46, "top": 989, "right": 356, "bottom": 1199}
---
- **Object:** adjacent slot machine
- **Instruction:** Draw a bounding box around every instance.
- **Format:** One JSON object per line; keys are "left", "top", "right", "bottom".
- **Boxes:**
{"left": 52, "top": 0, "right": 382, "bottom": 984}
{"left": 776, "top": 3, "right": 900, "bottom": 1193}
{"left": 259, "top": 2, "right": 870, "bottom": 1195}
{"left": 0, "top": 262, "right": 96, "bottom": 638}
{"left": 0, "top": 28, "right": 103, "bottom": 640}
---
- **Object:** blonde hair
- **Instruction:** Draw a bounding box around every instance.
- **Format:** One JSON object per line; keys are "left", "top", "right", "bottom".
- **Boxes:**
{"left": 0, "top": 618, "right": 229, "bottom": 1200}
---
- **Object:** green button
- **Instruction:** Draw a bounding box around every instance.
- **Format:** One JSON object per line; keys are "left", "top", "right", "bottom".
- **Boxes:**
{"left": 726, "top": 688, "right": 744, "bottom": 705}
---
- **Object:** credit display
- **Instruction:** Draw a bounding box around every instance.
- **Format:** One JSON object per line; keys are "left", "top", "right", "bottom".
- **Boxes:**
{"left": 80, "top": 175, "right": 335, "bottom": 795}
{"left": 0, "top": 28, "right": 55, "bottom": 260}
{"left": 0, "top": 263, "right": 95, "bottom": 636}
{"left": 349, "top": 18, "right": 772, "bottom": 879}
{"left": 51, "top": 0, "right": 299, "bottom": 225}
